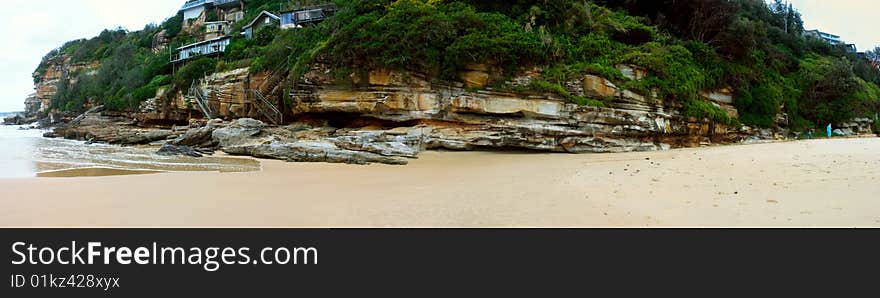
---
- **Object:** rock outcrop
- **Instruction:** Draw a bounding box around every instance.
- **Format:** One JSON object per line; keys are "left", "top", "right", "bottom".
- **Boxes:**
{"left": 157, "top": 144, "right": 204, "bottom": 157}
{"left": 837, "top": 118, "right": 876, "bottom": 136}
{"left": 213, "top": 119, "right": 413, "bottom": 165}
{"left": 289, "top": 66, "right": 739, "bottom": 154}
{"left": 49, "top": 109, "right": 177, "bottom": 145}
{"left": 43, "top": 61, "right": 792, "bottom": 165}
{"left": 31, "top": 55, "right": 100, "bottom": 116}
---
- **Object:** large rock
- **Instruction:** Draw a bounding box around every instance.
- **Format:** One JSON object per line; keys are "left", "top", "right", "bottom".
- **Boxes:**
{"left": 459, "top": 71, "right": 490, "bottom": 88}
{"left": 582, "top": 75, "right": 620, "bottom": 99}
{"left": 2, "top": 115, "right": 24, "bottom": 125}
{"left": 113, "top": 130, "right": 175, "bottom": 145}
{"left": 223, "top": 139, "right": 410, "bottom": 165}
{"left": 699, "top": 88, "right": 734, "bottom": 104}
{"left": 616, "top": 64, "right": 649, "bottom": 81}
{"left": 212, "top": 119, "right": 419, "bottom": 165}
{"left": 212, "top": 118, "right": 266, "bottom": 147}
{"left": 838, "top": 118, "right": 875, "bottom": 135}
{"left": 170, "top": 119, "right": 227, "bottom": 148}
{"left": 330, "top": 130, "right": 423, "bottom": 158}
{"left": 157, "top": 144, "right": 203, "bottom": 157}
{"left": 832, "top": 128, "right": 852, "bottom": 136}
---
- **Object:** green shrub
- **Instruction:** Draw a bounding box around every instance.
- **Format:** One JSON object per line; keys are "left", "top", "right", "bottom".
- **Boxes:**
{"left": 173, "top": 57, "right": 217, "bottom": 88}
{"left": 571, "top": 96, "right": 605, "bottom": 107}
{"left": 529, "top": 80, "right": 570, "bottom": 97}
{"left": 682, "top": 98, "right": 733, "bottom": 125}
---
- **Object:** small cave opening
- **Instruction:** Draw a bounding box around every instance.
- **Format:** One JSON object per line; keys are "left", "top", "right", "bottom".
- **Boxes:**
{"left": 288, "top": 112, "right": 422, "bottom": 130}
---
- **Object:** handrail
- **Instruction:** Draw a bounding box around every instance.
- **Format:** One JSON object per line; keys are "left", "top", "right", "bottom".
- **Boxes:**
{"left": 189, "top": 81, "right": 214, "bottom": 119}
{"left": 249, "top": 90, "right": 282, "bottom": 125}
{"left": 258, "top": 62, "right": 290, "bottom": 93}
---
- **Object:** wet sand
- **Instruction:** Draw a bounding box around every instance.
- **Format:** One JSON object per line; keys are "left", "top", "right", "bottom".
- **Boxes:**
{"left": 37, "top": 167, "right": 163, "bottom": 178}
{"left": 1, "top": 138, "right": 879, "bottom": 227}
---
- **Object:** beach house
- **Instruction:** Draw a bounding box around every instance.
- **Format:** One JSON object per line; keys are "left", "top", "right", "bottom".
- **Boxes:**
{"left": 205, "top": 21, "right": 233, "bottom": 39}
{"left": 172, "top": 36, "right": 231, "bottom": 63}
{"left": 242, "top": 11, "right": 281, "bottom": 39}
{"left": 805, "top": 29, "right": 857, "bottom": 53}
{"left": 279, "top": 5, "right": 337, "bottom": 29}
{"left": 805, "top": 29, "right": 842, "bottom": 44}
{"left": 180, "top": 0, "right": 246, "bottom": 29}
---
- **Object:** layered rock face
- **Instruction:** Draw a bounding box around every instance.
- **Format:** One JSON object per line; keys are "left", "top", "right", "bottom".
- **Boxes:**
{"left": 289, "top": 65, "right": 740, "bottom": 156}
{"left": 47, "top": 63, "right": 772, "bottom": 165}
{"left": 137, "top": 68, "right": 253, "bottom": 124}
{"left": 836, "top": 118, "right": 876, "bottom": 136}
{"left": 119, "top": 64, "right": 747, "bottom": 164}
{"left": 32, "top": 55, "right": 100, "bottom": 115}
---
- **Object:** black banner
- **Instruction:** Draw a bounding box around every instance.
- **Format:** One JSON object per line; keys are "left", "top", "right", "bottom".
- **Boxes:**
{"left": 1, "top": 229, "right": 878, "bottom": 296}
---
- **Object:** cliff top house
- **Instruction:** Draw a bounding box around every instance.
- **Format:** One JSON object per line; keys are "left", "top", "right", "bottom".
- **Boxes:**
{"left": 172, "top": 36, "right": 231, "bottom": 63}
{"left": 180, "top": 0, "right": 246, "bottom": 33}
{"left": 805, "top": 29, "right": 842, "bottom": 44}
{"left": 242, "top": 11, "right": 281, "bottom": 39}
{"left": 279, "top": 4, "right": 337, "bottom": 29}
{"left": 174, "top": 0, "right": 247, "bottom": 63}
{"left": 241, "top": 5, "right": 337, "bottom": 39}
{"left": 180, "top": 0, "right": 246, "bottom": 20}
{"left": 805, "top": 29, "right": 857, "bottom": 53}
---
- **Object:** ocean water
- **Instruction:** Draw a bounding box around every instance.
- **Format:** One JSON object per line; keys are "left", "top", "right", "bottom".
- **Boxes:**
{"left": 0, "top": 118, "right": 260, "bottom": 178}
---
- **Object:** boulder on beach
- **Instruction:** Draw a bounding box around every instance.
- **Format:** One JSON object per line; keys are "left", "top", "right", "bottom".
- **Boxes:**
{"left": 157, "top": 144, "right": 203, "bottom": 158}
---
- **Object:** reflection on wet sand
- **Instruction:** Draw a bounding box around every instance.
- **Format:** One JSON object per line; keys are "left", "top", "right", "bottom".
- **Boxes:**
{"left": 37, "top": 168, "right": 163, "bottom": 178}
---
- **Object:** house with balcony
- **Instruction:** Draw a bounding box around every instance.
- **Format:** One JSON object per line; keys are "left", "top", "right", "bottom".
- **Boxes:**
{"left": 279, "top": 4, "right": 337, "bottom": 29}
{"left": 180, "top": 0, "right": 246, "bottom": 29}
{"left": 805, "top": 29, "right": 857, "bottom": 53}
{"left": 172, "top": 36, "right": 231, "bottom": 63}
{"left": 805, "top": 29, "right": 842, "bottom": 44}
{"left": 205, "top": 21, "right": 233, "bottom": 39}
{"left": 242, "top": 11, "right": 281, "bottom": 39}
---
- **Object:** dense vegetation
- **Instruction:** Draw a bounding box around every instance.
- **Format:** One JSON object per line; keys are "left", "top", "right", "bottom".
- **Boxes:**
{"left": 36, "top": 0, "right": 880, "bottom": 131}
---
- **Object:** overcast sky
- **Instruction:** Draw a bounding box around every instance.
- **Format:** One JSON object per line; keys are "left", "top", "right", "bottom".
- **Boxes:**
{"left": 0, "top": 0, "right": 877, "bottom": 112}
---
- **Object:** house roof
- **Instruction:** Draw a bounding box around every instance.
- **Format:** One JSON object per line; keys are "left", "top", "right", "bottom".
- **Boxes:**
{"left": 180, "top": 0, "right": 245, "bottom": 11}
{"left": 243, "top": 11, "right": 281, "bottom": 29}
{"left": 176, "top": 35, "right": 231, "bottom": 50}
{"left": 279, "top": 3, "right": 337, "bottom": 14}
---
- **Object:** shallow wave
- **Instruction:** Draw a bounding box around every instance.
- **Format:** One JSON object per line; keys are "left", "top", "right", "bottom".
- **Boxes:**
{"left": 1, "top": 125, "right": 260, "bottom": 177}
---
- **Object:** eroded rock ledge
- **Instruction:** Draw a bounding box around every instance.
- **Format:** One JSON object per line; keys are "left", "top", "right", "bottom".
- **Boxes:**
{"left": 42, "top": 66, "right": 875, "bottom": 165}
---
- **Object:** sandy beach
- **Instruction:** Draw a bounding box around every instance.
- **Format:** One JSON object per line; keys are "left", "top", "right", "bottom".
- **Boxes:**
{"left": 1, "top": 137, "right": 878, "bottom": 227}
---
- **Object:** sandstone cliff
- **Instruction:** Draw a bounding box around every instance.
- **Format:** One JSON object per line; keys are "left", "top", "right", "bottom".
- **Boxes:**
{"left": 44, "top": 59, "right": 874, "bottom": 165}
{"left": 66, "top": 64, "right": 746, "bottom": 164}
{"left": 31, "top": 55, "right": 100, "bottom": 116}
